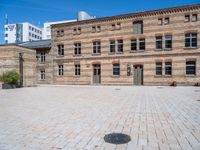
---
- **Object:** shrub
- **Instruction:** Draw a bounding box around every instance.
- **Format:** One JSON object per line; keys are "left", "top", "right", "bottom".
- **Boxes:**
{"left": 0, "top": 70, "right": 20, "bottom": 84}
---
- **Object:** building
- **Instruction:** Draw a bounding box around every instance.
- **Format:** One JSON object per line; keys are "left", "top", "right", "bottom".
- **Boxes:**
{"left": 4, "top": 22, "right": 42, "bottom": 44}
{"left": 51, "top": 4, "right": 200, "bottom": 86}
{"left": 43, "top": 20, "right": 75, "bottom": 40}
{"left": 0, "top": 44, "right": 36, "bottom": 86}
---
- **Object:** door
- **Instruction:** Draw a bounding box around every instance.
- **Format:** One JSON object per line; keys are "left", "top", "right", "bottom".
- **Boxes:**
{"left": 134, "top": 65, "right": 143, "bottom": 85}
{"left": 93, "top": 64, "right": 101, "bottom": 84}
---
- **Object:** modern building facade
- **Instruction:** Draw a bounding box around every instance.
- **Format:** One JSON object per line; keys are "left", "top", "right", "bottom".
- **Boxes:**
{"left": 4, "top": 22, "right": 42, "bottom": 44}
{"left": 51, "top": 4, "right": 200, "bottom": 86}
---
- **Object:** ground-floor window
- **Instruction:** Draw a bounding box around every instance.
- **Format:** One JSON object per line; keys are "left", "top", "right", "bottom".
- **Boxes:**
{"left": 75, "top": 64, "right": 81, "bottom": 76}
{"left": 58, "top": 65, "right": 64, "bottom": 76}
{"left": 186, "top": 61, "right": 196, "bottom": 75}
{"left": 165, "top": 62, "right": 172, "bottom": 75}
{"left": 155, "top": 62, "right": 162, "bottom": 75}
{"left": 40, "top": 69, "right": 45, "bottom": 80}
{"left": 113, "top": 64, "right": 120, "bottom": 76}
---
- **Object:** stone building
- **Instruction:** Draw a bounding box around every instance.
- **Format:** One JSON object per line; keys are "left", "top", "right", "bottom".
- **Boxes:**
{"left": 0, "top": 45, "right": 36, "bottom": 86}
{"left": 51, "top": 4, "right": 200, "bottom": 86}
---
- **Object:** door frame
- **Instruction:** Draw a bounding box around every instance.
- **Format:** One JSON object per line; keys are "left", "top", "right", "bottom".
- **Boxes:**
{"left": 133, "top": 64, "right": 143, "bottom": 85}
{"left": 92, "top": 64, "right": 101, "bottom": 84}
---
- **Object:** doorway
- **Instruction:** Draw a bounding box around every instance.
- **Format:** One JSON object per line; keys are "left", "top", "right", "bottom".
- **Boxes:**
{"left": 93, "top": 64, "right": 101, "bottom": 84}
{"left": 134, "top": 65, "right": 143, "bottom": 85}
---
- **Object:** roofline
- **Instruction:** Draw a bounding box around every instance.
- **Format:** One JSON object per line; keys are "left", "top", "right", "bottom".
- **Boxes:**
{"left": 52, "top": 4, "right": 200, "bottom": 28}
{"left": 0, "top": 43, "right": 35, "bottom": 50}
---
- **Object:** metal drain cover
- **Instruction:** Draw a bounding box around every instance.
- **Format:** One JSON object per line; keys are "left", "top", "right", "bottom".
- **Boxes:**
{"left": 104, "top": 133, "right": 131, "bottom": 144}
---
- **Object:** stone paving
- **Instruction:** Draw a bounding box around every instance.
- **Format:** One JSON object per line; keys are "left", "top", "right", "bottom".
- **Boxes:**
{"left": 0, "top": 85, "right": 200, "bottom": 150}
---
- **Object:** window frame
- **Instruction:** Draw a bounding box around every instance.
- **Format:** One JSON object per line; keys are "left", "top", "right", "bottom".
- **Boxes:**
{"left": 112, "top": 63, "right": 120, "bottom": 76}
{"left": 58, "top": 65, "right": 64, "bottom": 76}
{"left": 165, "top": 35, "right": 172, "bottom": 50}
{"left": 185, "top": 33, "right": 197, "bottom": 48}
{"left": 133, "top": 21, "right": 143, "bottom": 34}
{"left": 40, "top": 69, "right": 45, "bottom": 80}
{"left": 139, "top": 38, "right": 145, "bottom": 50}
{"left": 156, "top": 36, "right": 163, "bottom": 50}
{"left": 57, "top": 44, "right": 64, "bottom": 56}
{"left": 93, "top": 41, "right": 101, "bottom": 54}
{"left": 40, "top": 52, "right": 46, "bottom": 63}
{"left": 131, "top": 39, "right": 137, "bottom": 51}
{"left": 74, "top": 43, "right": 81, "bottom": 55}
{"left": 155, "top": 62, "right": 162, "bottom": 76}
{"left": 75, "top": 64, "right": 81, "bottom": 76}
{"left": 186, "top": 60, "right": 196, "bottom": 76}
{"left": 165, "top": 62, "right": 172, "bottom": 76}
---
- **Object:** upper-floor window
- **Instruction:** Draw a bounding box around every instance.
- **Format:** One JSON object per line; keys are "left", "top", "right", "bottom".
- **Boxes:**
{"left": 186, "top": 60, "right": 196, "bottom": 75}
{"left": 93, "top": 41, "right": 101, "bottom": 54}
{"left": 185, "top": 14, "right": 198, "bottom": 22}
{"left": 58, "top": 44, "right": 64, "bottom": 56}
{"left": 156, "top": 36, "right": 163, "bottom": 50}
{"left": 58, "top": 65, "right": 64, "bottom": 76}
{"left": 92, "top": 25, "right": 101, "bottom": 33}
{"left": 111, "top": 23, "right": 121, "bottom": 31}
{"left": 133, "top": 21, "right": 143, "bottom": 34}
{"left": 56, "top": 29, "right": 64, "bottom": 36}
{"left": 40, "top": 69, "right": 45, "bottom": 80}
{"left": 110, "top": 40, "right": 123, "bottom": 53}
{"left": 158, "top": 17, "right": 170, "bottom": 25}
{"left": 165, "top": 62, "right": 172, "bottom": 76}
{"left": 165, "top": 35, "right": 172, "bottom": 49}
{"left": 74, "top": 43, "right": 81, "bottom": 55}
{"left": 139, "top": 39, "right": 145, "bottom": 50}
{"left": 131, "top": 39, "right": 137, "bottom": 51}
{"left": 185, "top": 33, "right": 197, "bottom": 48}
{"left": 73, "top": 27, "right": 81, "bottom": 35}
{"left": 155, "top": 62, "right": 162, "bottom": 76}
{"left": 113, "top": 64, "right": 120, "bottom": 76}
{"left": 75, "top": 64, "right": 81, "bottom": 76}
{"left": 40, "top": 52, "right": 46, "bottom": 63}
{"left": 5, "top": 34, "right": 8, "bottom": 37}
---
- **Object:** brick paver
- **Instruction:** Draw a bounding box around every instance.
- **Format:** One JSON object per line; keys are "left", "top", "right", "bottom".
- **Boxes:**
{"left": 0, "top": 85, "right": 200, "bottom": 150}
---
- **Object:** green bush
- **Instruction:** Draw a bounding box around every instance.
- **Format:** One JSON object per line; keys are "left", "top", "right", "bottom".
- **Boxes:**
{"left": 0, "top": 70, "right": 20, "bottom": 84}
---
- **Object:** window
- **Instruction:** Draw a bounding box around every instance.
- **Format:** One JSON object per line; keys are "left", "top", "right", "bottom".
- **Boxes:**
{"left": 58, "top": 45, "right": 64, "bottom": 56}
{"left": 75, "top": 64, "right": 81, "bottom": 76}
{"left": 40, "top": 70, "right": 45, "bottom": 80}
{"left": 158, "top": 18, "right": 163, "bottom": 25}
{"left": 74, "top": 43, "right": 81, "bottom": 55}
{"left": 92, "top": 26, "right": 101, "bottom": 33}
{"left": 5, "top": 40, "right": 8, "bottom": 44}
{"left": 111, "top": 24, "right": 116, "bottom": 30}
{"left": 60, "top": 29, "right": 64, "bottom": 36}
{"left": 133, "top": 21, "right": 143, "bottom": 34}
{"left": 73, "top": 28, "right": 81, "bottom": 35}
{"left": 186, "top": 61, "right": 196, "bottom": 75}
{"left": 139, "top": 39, "right": 145, "bottom": 50}
{"left": 93, "top": 41, "right": 101, "bottom": 54}
{"left": 185, "top": 33, "right": 197, "bottom": 48}
{"left": 92, "top": 26, "right": 96, "bottom": 33}
{"left": 185, "top": 15, "right": 190, "bottom": 22}
{"left": 156, "top": 62, "right": 162, "bottom": 75}
{"left": 113, "top": 64, "right": 120, "bottom": 76}
{"left": 40, "top": 52, "right": 45, "bottom": 63}
{"left": 164, "top": 17, "right": 170, "bottom": 25}
{"left": 110, "top": 40, "right": 115, "bottom": 53}
{"left": 110, "top": 40, "right": 123, "bottom": 53}
{"left": 192, "top": 14, "right": 198, "bottom": 22}
{"left": 29, "top": 26, "right": 31, "bottom": 30}
{"left": 165, "top": 35, "right": 172, "bottom": 49}
{"left": 116, "top": 23, "right": 121, "bottom": 30}
{"left": 131, "top": 39, "right": 137, "bottom": 51}
{"left": 156, "top": 36, "right": 162, "bottom": 50}
{"left": 165, "top": 62, "right": 172, "bottom": 75}
{"left": 5, "top": 34, "right": 8, "bottom": 37}
{"left": 97, "top": 26, "right": 101, "bottom": 32}
{"left": 58, "top": 65, "right": 64, "bottom": 76}
{"left": 117, "top": 40, "right": 123, "bottom": 52}
{"left": 5, "top": 27, "right": 8, "bottom": 31}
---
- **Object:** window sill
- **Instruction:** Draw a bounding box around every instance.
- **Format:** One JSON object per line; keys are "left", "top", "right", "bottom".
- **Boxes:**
{"left": 184, "top": 47, "right": 198, "bottom": 50}
{"left": 154, "top": 49, "right": 163, "bottom": 51}
{"left": 185, "top": 75, "right": 196, "bottom": 77}
{"left": 108, "top": 52, "right": 123, "bottom": 55}
{"left": 74, "top": 75, "right": 81, "bottom": 78}
{"left": 91, "top": 53, "right": 101, "bottom": 56}
{"left": 164, "top": 48, "right": 172, "bottom": 51}
{"left": 154, "top": 75, "right": 163, "bottom": 78}
{"left": 56, "top": 55, "right": 64, "bottom": 58}
{"left": 112, "top": 75, "right": 120, "bottom": 78}
{"left": 163, "top": 75, "right": 172, "bottom": 78}
{"left": 73, "top": 54, "right": 81, "bottom": 57}
{"left": 39, "top": 79, "right": 46, "bottom": 81}
{"left": 57, "top": 75, "right": 64, "bottom": 78}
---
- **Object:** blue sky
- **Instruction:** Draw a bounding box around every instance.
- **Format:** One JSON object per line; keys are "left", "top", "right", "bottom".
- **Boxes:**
{"left": 0, "top": 0, "right": 199, "bottom": 44}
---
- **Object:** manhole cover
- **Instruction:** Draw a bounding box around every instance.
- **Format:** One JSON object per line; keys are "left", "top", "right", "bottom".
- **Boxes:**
{"left": 197, "top": 100, "right": 200, "bottom": 102}
{"left": 194, "top": 90, "right": 200, "bottom": 92}
{"left": 115, "top": 88, "right": 120, "bottom": 90}
{"left": 104, "top": 133, "right": 131, "bottom": 144}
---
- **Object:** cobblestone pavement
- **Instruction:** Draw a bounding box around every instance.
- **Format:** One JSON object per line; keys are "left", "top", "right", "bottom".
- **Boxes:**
{"left": 0, "top": 85, "right": 200, "bottom": 150}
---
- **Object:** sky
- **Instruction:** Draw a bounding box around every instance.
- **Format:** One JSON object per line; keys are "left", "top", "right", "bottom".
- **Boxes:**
{"left": 0, "top": 0, "right": 199, "bottom": 44}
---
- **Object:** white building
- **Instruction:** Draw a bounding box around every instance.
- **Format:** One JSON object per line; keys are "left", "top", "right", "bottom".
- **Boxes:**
{"left": 4, "top": 22, "right": 42, "bottom": 44}
{"left": 43, "top": 20, "right": 75, "bottom": 40}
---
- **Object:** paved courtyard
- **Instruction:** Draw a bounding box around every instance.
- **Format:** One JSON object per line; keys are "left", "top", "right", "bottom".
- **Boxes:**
{"left": 0, "top": 85, "right": 200, "bottom": 150}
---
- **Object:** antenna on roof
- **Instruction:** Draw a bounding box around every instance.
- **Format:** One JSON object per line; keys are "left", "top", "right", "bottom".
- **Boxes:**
{"left": 5, "top": 14, "right": 8, "bottom": 25}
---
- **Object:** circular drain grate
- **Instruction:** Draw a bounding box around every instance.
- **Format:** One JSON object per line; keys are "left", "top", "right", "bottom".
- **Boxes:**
{"left": 104, "top": 133, "right": 131, "bottom": 144}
